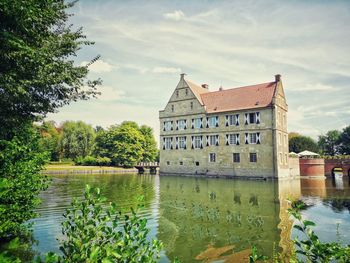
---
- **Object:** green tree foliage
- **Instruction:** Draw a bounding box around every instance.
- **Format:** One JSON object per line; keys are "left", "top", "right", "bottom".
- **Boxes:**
{"left": 0, "top": 126, "right": 49, "bottom": 239}
{"left": 59, "top": 185, "right": 162, "bottom": 262}
{"left": 339, "top": 125, "right": 350, "bottom": 155}
{"left": 0, "top": 0, "right": 100, "bottom": 133}
{"left": 58, "top": 121, "right": 95, "bottom": 160}
{"left": 96, "top": 122, "right": 145, "bottom": 167}
{"left": 289, "top": 135, "right": 319, "bottom": 153}
{"left": 94, "top": 121, "right": 158, "bottom": 167}
{"left": 140, "top": 125, "right": 158, "bottom": 162}
{"left": 0, "top": 0, "right": 99, "bottom": 241}
{"left": 318, "top": 130, "right": 341, "bottom": 156}
{"left": 36, "top": 121, "right": 60, "bottom": 161}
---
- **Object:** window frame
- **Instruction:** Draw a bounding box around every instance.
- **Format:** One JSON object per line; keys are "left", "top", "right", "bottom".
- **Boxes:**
{"left": 233, "top": 153, "right": 240, "bottom": 163}
{"left": 209, "top": 153, "right": 216, "bottom": 163}
{"left": 250, "top": 153, "right": 257, "bottom": 163}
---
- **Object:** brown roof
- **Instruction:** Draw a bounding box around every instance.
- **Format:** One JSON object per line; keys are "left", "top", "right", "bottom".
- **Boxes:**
{"left": 185, "top": 79, "right": 210, "bottom": 105}
{"left": 198, "top": 81, "right": 277, "bottom": 113}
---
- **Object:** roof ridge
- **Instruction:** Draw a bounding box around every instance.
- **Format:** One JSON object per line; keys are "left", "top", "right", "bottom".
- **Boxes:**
{"left": 203, "top": 81, "right": 276, "bottom": 95}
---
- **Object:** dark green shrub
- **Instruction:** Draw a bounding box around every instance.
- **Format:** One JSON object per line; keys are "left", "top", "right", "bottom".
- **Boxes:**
{"left": 96, "top": 156, "right": 112, "bottom": 166}
{"left": 59, "top": 185, "right": 162, "bottom": 262}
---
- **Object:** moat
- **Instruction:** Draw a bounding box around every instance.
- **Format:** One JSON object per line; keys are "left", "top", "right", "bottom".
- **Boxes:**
{"left": 32, "top": 174, "right": 350, "bottom": 262}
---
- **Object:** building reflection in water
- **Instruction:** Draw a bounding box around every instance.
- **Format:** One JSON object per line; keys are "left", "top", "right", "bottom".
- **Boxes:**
{"left": 157, "top": 176, "right": 301, "bottom": 263}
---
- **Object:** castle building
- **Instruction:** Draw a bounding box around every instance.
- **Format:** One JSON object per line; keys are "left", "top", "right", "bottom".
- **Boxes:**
{"left": 159, "top": 74, "right": 291, "bottom": 178}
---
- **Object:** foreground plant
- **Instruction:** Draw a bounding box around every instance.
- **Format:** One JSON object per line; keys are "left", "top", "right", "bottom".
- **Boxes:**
{"left": 288, "top": 200, "right": 350, "bottom": 263}
{"left": 58, "top": 185, "right": 162, "bottom": 262}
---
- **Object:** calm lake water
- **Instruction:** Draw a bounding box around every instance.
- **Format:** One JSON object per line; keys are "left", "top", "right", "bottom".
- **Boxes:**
{"left": 31, "top": 173, "right": 350, "bottom": 262}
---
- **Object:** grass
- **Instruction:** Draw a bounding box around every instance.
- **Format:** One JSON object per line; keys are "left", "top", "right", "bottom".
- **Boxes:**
{"left": 44, "top": 164, "right": 136, "bottom": 172}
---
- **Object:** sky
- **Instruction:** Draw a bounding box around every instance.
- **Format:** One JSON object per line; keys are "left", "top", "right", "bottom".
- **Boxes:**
{"left": 47, "top": 0, "right": 350, "bottom": 145}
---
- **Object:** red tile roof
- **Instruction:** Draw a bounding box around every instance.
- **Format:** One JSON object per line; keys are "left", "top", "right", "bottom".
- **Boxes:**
{"left": 187, "top": 80, "right": 277, "bottom": 113}
{"left": 185, "top": 79, "right": 210, "bottom": 105}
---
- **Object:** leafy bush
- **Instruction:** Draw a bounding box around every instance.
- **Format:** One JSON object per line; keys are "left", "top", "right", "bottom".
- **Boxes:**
{"left": 288, "top": 200, "right": 350, "bottom": 262}
{"left": 59, "top": 185, "right": 162, "bottom": 262}
{"left": 75, "top": 156, "right": 111, "bottom": 166}
{"left": 0, "top": 126, "right": 49, "bottom": 239}
{"left": 96, "top": 156, "right": 112, "bottom": 166}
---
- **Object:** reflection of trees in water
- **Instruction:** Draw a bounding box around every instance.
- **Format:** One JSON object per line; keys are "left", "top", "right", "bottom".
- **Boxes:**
{"left": 323, "top": 198, "right": 350, "bottom": 213}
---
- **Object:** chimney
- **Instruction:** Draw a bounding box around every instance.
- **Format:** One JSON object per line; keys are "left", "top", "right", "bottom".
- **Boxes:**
{"left": 219, "top": 86, "right": 223, "bottom": 91}
{"left": 201, "top": 84, "right": 209, "bottom": 89}
{"left": 275, "top": 74, "right": 281, "bottom": 82}
{"left": 180, "top": 73, "right": 186, "bottom": 80}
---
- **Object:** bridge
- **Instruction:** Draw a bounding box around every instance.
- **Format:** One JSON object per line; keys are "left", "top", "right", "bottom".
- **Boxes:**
{"left": 325, "top": 158, "right": 350, "bottom": 177}
{"left": 135, "top": 162, "right": 159, "bottom": 174}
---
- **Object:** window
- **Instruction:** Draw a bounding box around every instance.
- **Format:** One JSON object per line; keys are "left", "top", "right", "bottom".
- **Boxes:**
{"left": 249, "top": 133, "right": 257, "bottom": 144}
{"left": 244, "top": 112, "right": 260, "bottom": 125}
{"left": 176, "top": 90, "right": 179, "bottom": 98}
{"left": 279, "top": 133, "right": 282, "bottom": 145}
{"left": 194, "top": 136, "right": 201, "bottom": 149}
{"left": 164, "top": 121, "right": 172, "bottom": 131}
{"left": 164, "top": 137, "right": 172, "bottom": 150}
{"left": 171, "top": 105, "right": 174, "bottom": 112}
{"left": 284, "top": 134, "right": 287, "bottom": 146}
{"left": 249, "top": 113, "right": 256, "bottom": 124}
{"left": 244, "top": 133, "right": 261, "bottom": 144}
{"left": 250, "top": 153, "right": 257, "bottom": 163}
{"left": 233, "top": 153, "right": 240, "bottom": 163}
{"left": 195, "top": 161, "right": 199, "bottom": 166}
{"left": 185, "top": 89, "right": 188, "bottom": 96}
{"left": 209, "top": 153, "right": 216, "bottom": 163}
{"left": 167, "top": 161, "right": 170, "bottom": 165}
{"left": 193, "top": 118, "right": 202, "bottom": 129}
{"left": 229, "top": 134, "right": 239, "bottom": 145}
{"left": 285, "top": 154, "right": 288, "bottom": 164}
{"left": 207, "top": 116, "right": 218, "bottom": 128}
{"left": 179, "top": 161, "right": 183, "bottom": 165}
{"left": 190, "top": 102, "right": 193, "bottom": 109}
{"left": 178, "top": 136, "right": 186, "bottom": 149}
{"left": 227, "top": 114, "right": 239, "bottom": 126}
{"left": 279, "top": 153, "right": 282, "bottom": 164}
{"left": 177, "top": 119, "right": 186, "bottom": 130}
{"left": 207, "top": 135, "right": 219, "bottom": 146}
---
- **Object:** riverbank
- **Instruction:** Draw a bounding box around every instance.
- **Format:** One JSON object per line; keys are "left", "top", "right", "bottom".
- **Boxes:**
{"left": 43, "top": 164, "right": 137, "bottom": 174}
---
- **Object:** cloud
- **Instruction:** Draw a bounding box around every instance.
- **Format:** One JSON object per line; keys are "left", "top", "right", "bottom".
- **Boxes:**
{"left": 163, "top": 10, "right": 185, "bottom": 21}
{"left": 81, "top": 60, "right": 114, "bottom": 73}
{"left": 96, "top": 86, "right": 125, "bottom": 101}
{"left": 290, "top": 83, "right": 337, "bottom": 92}
{"left": 152, "top": 67, "right": 181, "bottom": 74}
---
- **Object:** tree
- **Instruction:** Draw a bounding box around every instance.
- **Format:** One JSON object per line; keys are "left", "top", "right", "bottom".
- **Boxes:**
{"left": 107, "top": 124, "right": 145, "bottom": 167}
{"left": 318, "top": 130, "right": 341, "bottom": 156}
{"left": 139, "top": 125, "right": 158, "bottom": 162}
{"left": 0, "top": 0, "right": 100, "bottom": 135}
{"left": 288, "top": 132, "right": 300, "bottom": 141}
{"left": 58, "top": 121, "right": 95, "bottom": 160}
{"left": 0, "top": 125, "right": 49, "bottom": 238}
{"left": 94, "top": 122, "right": 145, "bottom": 167}
{"left": 339, "top": 125, "right": 350, "bottom": 154}
{"left": 36, "top": 121, "right": 61, "bottom": 161}
{"left": 0, "top": 0, "right": 99, "bottom": 240}
{"left": 289, "top": 135, "right": 319, "bottom": 153}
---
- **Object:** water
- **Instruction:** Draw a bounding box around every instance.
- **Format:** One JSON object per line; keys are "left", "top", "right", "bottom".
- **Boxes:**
{"left": 30, "top": 174, "right": 350, "bottom": 262}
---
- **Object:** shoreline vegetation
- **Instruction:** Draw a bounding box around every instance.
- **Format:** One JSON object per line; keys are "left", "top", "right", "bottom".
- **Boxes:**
{"left": 43, "top": 164, "right": 138, "bottom": 174}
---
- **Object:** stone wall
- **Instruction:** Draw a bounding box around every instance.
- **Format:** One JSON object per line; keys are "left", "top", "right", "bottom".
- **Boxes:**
{"left": 299, "top": 158, "right": 325, "bottom": 177}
